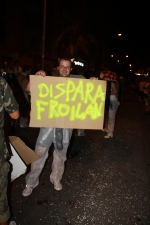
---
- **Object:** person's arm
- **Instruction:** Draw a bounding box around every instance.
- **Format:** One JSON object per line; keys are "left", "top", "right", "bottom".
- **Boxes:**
{"left": 17, "top": 75, "right": 29, "bottom": 92}
{"left": 9, "top": 109, "right": 19, "bottom": 119}
{"left": 25, "top": 70, "right": 46, "bottom": 92}
{"left": 25, "top": 82, "right": 30, "bottom": 92}
{"left": 111, "top": 82, "right": 117, "bottom": 95}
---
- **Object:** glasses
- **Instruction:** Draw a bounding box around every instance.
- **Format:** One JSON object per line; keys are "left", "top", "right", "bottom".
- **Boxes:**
{"left": 59, "top": 65, "right": 71, "bottom": 70}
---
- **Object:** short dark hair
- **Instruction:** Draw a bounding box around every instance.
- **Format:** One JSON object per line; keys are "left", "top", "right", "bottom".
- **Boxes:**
{"left": 23, "top": 65, "right": 31, "bottom": 72}
{"left": 58, "top": 57, "right": 72, "bottom": 67}
{"left": 51, "top": 68, "right": 59, "bottom": 76}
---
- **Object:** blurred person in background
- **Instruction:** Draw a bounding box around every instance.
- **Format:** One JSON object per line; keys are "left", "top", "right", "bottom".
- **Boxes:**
{"left": 143, "top": 77, "right": 150, "bottom": 114}
{"left": 100, "top": 71, "right": 120, "bottom": 138}
{"left": 89, "top": 70, "right": 119, "bottom": 138}
{"left": 138, "top": 76, "right": 146, "bottom": 101}
{"left": 17, "top": 65, "right": 31, "bottom": 128}
{"left": 118, "top": 74, "right": 127, "bottom": 102}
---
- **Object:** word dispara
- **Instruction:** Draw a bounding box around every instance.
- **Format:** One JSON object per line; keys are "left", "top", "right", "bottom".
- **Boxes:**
{"left": 35, "top": 79, "right": 106, "bottom": 121}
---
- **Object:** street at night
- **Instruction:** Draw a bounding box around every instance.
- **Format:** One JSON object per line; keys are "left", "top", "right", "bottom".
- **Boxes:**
{"left": 1, "top": 1, "right": 150, "bottom": 225}
{"left": 8, "top": 90, "right": 150, "bottom": 225}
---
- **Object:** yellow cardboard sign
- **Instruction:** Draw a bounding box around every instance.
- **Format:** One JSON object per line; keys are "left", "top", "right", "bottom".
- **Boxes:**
{"left": 29, "top": 75, "right": 106, "bottom": 129}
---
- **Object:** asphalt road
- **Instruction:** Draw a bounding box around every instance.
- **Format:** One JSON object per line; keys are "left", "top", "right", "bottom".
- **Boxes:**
{"left": 8, "top": 90, "right": 150, "bottom": 225}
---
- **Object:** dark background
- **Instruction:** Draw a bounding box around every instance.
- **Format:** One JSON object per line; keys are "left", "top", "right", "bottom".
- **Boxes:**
{"left": 0, "top": 0, "right": 150, "bottom": 73}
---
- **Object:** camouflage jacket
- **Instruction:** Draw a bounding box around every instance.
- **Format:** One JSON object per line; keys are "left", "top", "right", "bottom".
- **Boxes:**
{"left": 0, "top": 77, "right": 19, "bottom": 166}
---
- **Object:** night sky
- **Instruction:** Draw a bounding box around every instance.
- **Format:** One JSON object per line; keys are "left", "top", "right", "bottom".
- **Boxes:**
{"left": 47, "top": 0, "right": 149, "bottom": 61}
{"left": 1, "top": 0, "right": 150, "bottom": 65}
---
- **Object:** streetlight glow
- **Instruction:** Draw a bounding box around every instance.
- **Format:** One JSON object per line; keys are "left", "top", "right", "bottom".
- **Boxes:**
{"left": 117, "top": 60, "right": 120, "bottom": 62}
{"left": 129, "top": 64, "right": 132, "bottom": 67}
{"left": 126, "top": 55, "right": 128, "bottom": 58}
{"left": 111, "top": 55, "right": 114, "bottom": 57}
{"left": 118, "top": 34, "right": 122, "bottom": 36}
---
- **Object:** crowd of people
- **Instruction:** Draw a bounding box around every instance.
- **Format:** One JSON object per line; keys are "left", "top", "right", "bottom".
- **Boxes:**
{"left": 0, "top": 58, "right": 120, "bottom": 224}
{"left": 1, "top": 57, "right": 149, "bottom": 224}
{"left": 0, "top": 61, "right": 58, "bottom": 129}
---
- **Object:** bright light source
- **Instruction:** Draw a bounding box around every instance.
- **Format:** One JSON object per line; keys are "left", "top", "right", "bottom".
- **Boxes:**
{"left": 126, "top": 55, "right": 128, "bottom": 58}
{"left": 135, "top": 73, "right": 148, "bottom": 76}
{"left": 129, "top": 64, "right": 132, "bottom": 67}
{"left": 118, "top": 34, "right": 122, "bottom": 36}
{"left": 111, "top": 55, "right": 114, "bottom": 57}
{"left": 74, "top": 61, "right": 84, "bottom": 67}
{"left": 130, "top": 70, "right": 132, "bottom": 72}
{"left": 117, "top": 60, "right": 120, "bottom": 62}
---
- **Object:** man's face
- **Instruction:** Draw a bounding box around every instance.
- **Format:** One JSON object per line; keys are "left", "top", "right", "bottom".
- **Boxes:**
{"left": 57, "top": 60, "right": 72, "bottom": 77}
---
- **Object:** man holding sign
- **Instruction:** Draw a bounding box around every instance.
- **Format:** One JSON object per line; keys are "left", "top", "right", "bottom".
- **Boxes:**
{"left": 22, "top": 57, "right": 106, "bottom": 195}
{"left": 22, "top": 58, "right": 75, "bottom": 195}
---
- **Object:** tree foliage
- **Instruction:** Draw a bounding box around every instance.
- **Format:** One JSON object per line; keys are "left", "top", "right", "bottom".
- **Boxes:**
{"left": 55, "top": 24, "right": 99, "bottom": 60}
